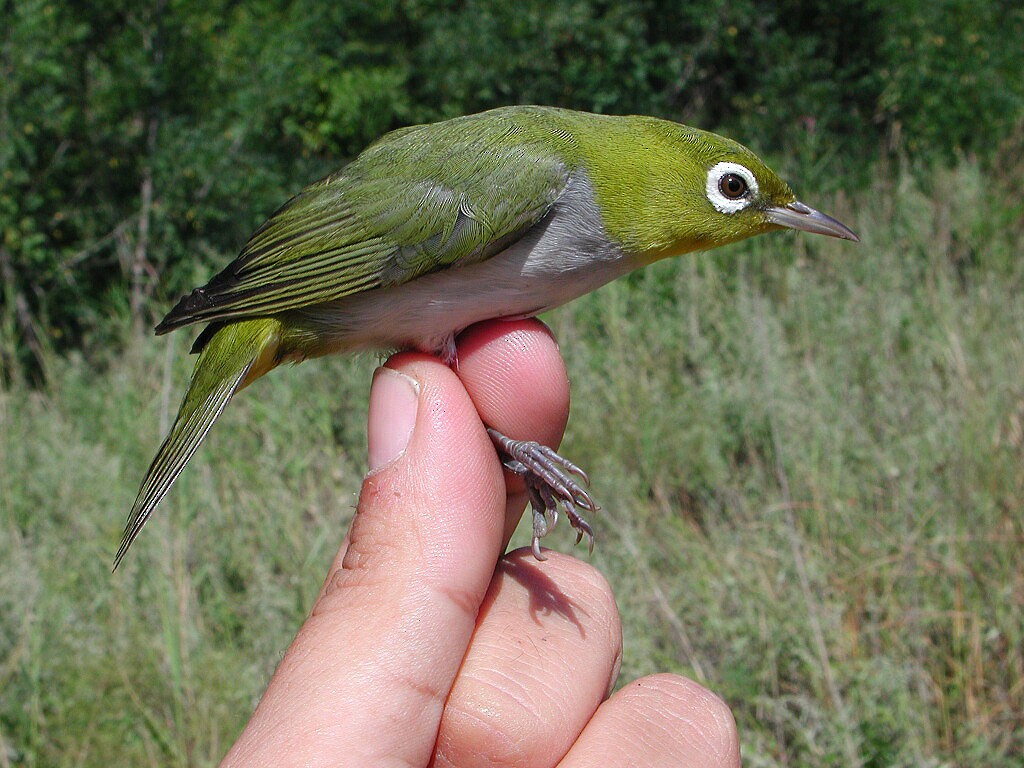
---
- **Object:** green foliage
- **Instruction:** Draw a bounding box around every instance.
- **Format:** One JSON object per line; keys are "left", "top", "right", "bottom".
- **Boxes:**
{"left": 878, "top": 0, "right": 1024, "bottom": 159}
{"left": 2, "top": 162, "right": 1022, "bottom": 765}
{"left": 2, "top": 0, "right": 1022, "bottom": 368}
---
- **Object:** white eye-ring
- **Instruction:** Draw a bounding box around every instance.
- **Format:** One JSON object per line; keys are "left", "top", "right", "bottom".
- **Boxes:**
{"left": 706, "top": 161, "right": 758, "bottom": 214}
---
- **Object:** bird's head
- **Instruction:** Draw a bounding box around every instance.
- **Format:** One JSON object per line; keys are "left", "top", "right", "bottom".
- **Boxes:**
{"left": 580, "top": 117, "right": 859, "bottom": 259}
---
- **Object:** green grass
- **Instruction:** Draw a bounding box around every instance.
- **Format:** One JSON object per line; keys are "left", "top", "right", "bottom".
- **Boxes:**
{"left": 2, "top": 160, "right": 1022, "bottom": 766}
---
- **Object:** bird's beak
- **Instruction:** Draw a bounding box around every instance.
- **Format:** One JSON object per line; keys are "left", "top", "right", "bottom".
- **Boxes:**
{"left": 765, "top": 200, "right": 860, "bottom": 242}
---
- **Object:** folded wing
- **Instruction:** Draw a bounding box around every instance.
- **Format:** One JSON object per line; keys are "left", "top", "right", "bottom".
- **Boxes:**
{"left": 157, "top": 112, "right": 573, "bottom": 334}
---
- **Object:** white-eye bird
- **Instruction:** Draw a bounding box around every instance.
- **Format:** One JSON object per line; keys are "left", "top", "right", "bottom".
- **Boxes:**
{"left": 115, "top": 105, "right": 858, "bottom": 568}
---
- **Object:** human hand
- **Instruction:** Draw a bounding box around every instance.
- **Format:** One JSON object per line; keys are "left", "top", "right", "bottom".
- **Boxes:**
{"left": 221, "top": 319, "right": 740, "bottom": 767}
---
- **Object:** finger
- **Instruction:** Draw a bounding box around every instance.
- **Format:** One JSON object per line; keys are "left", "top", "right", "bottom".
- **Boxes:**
{"left": 433, "top": 550, "right": 622, "bottom": 768}
{"left": 557, "top": 675, "right": 741, "bottom": 768}
{"left": 455, "top": 319, "right": 571, "bottom": 544}
{"left": 223, "top": 356, "right": 508, "bottom": 767}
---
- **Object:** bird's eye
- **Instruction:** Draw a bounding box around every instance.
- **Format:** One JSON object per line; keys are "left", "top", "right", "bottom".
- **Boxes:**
{"left": 706, "top": 161, "right": 759, "bottom": 214}
{"left": 719, "top": 173, "right": 748, "bottom": 199}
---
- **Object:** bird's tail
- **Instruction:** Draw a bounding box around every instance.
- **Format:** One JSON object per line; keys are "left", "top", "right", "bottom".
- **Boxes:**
{"left": 114, "top": 318, "right": 282, "bottom": 569}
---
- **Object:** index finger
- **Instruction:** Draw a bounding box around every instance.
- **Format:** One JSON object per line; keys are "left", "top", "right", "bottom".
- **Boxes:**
{"left": 454, "top": 319, "right": 573, "bottom": 545}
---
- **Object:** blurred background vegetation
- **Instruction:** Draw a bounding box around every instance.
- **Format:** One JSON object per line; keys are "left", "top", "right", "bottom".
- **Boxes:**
{"left": 1, "top": 1, "right": 1022, "bottom": 766}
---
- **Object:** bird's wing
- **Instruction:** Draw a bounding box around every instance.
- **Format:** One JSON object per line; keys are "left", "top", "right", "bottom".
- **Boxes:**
{"left": 157, "top": 116, "right": 573, "bottom": 333}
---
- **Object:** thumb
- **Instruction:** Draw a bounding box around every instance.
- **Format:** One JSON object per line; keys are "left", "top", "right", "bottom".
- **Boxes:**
{"left": 347, "top": 353, "right": 509, "bottom": 571}
{"left": 222, "top": 354, "right": 508, "bottom": 767}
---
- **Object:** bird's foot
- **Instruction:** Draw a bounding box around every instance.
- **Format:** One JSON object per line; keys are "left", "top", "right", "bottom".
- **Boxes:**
{"left": 486, "top": 427, "right": 598, "bottom": 560}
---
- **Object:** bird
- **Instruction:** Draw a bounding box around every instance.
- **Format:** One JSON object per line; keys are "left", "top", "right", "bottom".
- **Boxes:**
{"left": 115, "top": 105, "right": 858, "bottom": 568}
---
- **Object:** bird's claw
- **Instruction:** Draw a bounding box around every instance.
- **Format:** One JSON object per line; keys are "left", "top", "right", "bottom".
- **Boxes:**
{"left": 487, "top": 428, "right": 598, "bottom": 560}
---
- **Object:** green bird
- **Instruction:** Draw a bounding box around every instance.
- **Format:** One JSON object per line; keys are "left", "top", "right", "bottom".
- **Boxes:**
{"left": 115, "top": 105, "right": 858, "bottom": 568}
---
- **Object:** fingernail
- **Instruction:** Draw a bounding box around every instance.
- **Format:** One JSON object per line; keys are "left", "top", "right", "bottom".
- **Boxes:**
{"left": 367, "top": 367, "right": 420, "bottom": 472}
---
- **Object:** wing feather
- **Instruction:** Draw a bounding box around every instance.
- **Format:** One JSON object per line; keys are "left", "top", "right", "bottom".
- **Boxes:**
{"left": 157, "top": 110, "right": 574, "bottom": 333}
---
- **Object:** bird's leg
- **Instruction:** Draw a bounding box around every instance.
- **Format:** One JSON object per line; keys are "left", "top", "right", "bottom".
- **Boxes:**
{"left": 486, "top": 427, "right": 598, "bottom": 559}
{"left": 437, "top": 331, "right": 598, "bottom": 557}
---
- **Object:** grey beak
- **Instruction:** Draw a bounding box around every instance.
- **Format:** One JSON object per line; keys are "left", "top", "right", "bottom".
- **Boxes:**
{"left": 765, "top": 200, "right": 860, "bottom": 242}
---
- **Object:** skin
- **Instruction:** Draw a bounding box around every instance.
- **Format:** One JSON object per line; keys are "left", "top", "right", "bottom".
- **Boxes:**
{"left": 220, "top": 319, "right": 741, "bottom": 768}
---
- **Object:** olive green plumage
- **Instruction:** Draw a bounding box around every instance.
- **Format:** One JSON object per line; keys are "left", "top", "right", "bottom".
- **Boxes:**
{"left": 156, "top": 107, "right": 795, "bottom": 335}
{"left": 116, "top": 105, "right": 858, "bottom": 567}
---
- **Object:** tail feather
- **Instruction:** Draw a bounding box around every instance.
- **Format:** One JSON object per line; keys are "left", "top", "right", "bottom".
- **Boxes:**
{"left": 114, "top": 319, "right": 281, "bottom": 569}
